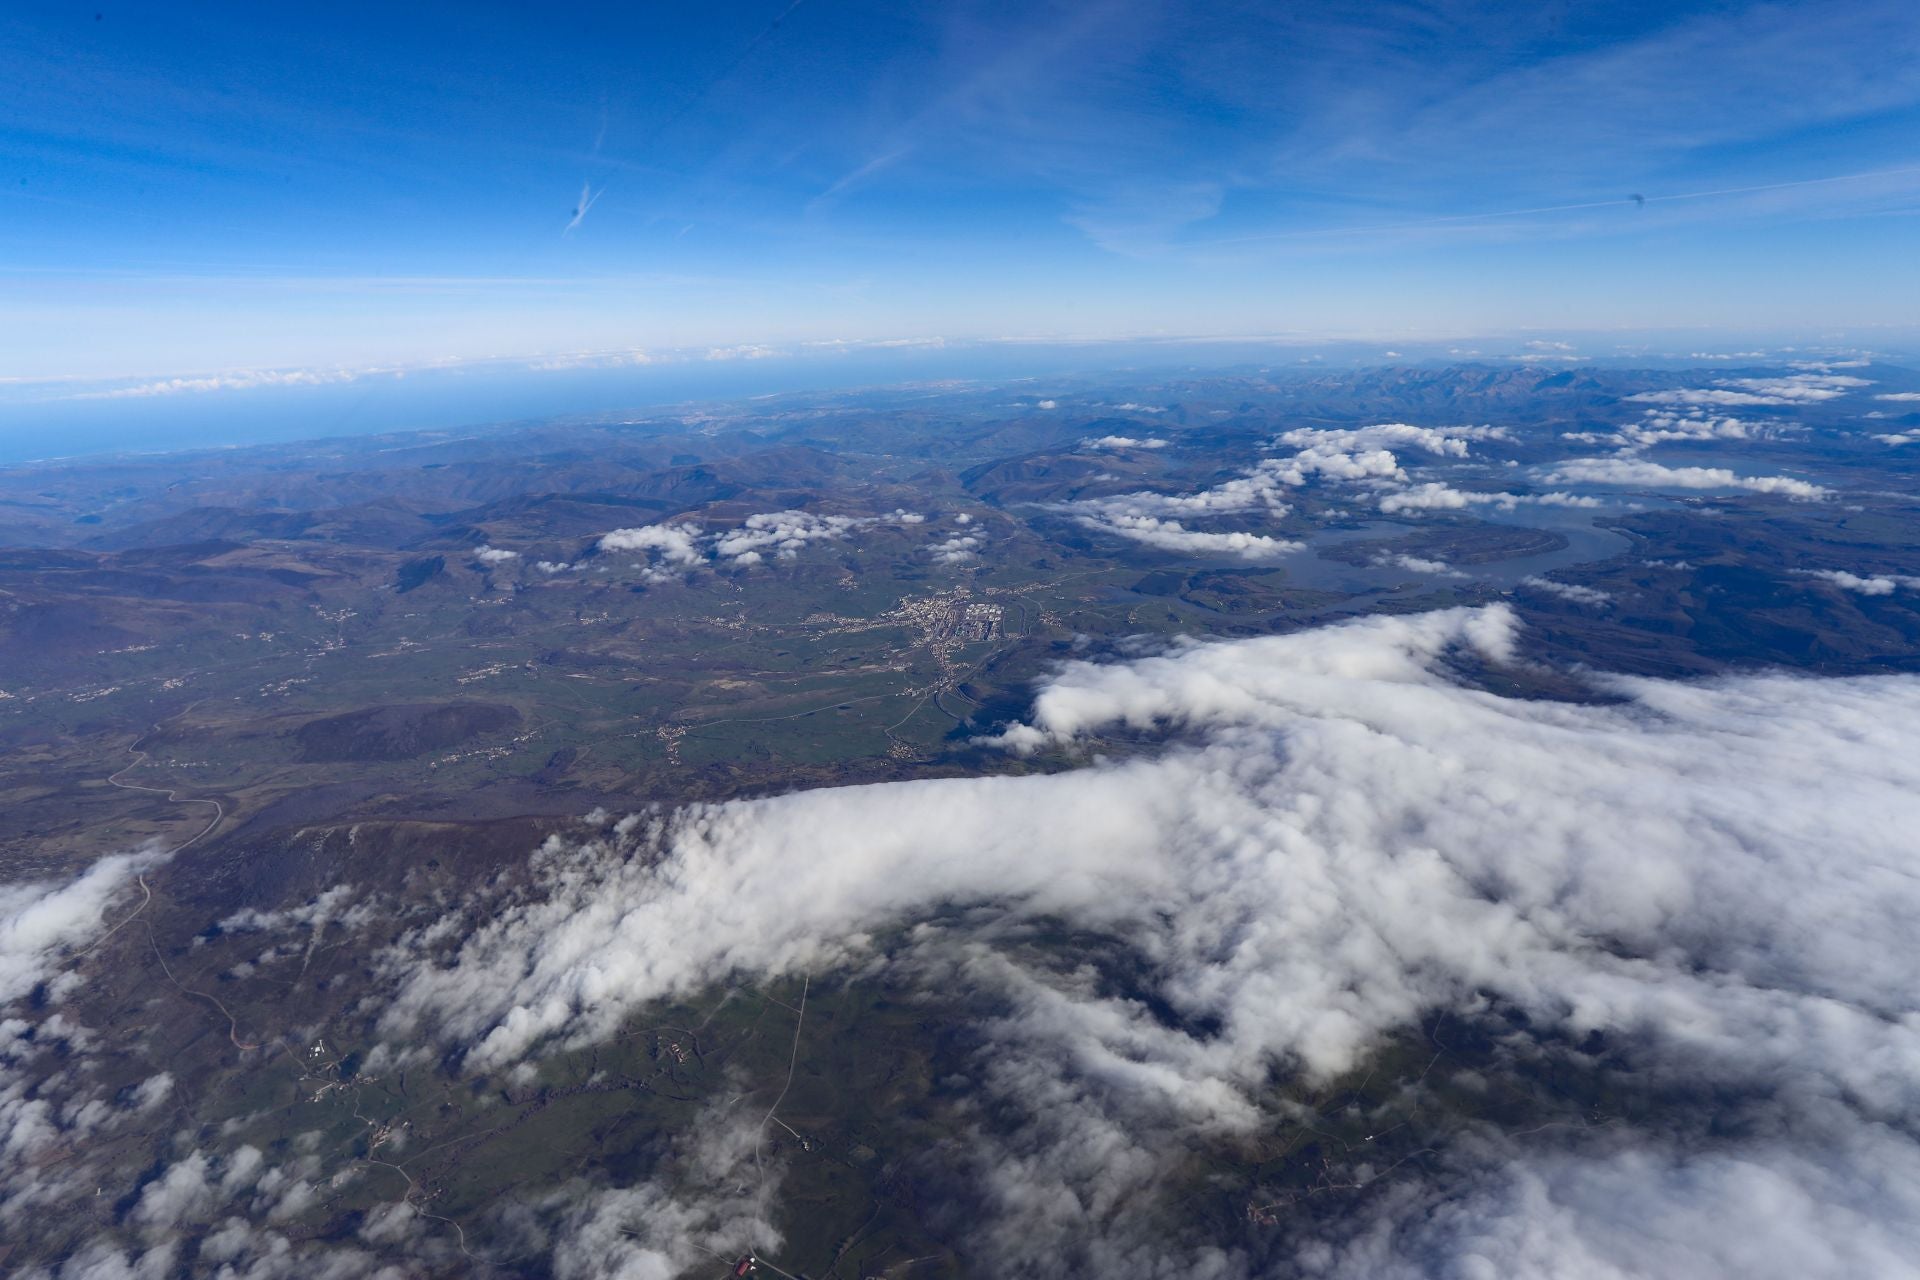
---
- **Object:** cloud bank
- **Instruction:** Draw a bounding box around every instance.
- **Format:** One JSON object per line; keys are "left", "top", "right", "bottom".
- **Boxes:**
{"left": 376, "top": 605, "right": 1920, "bottom": 1275}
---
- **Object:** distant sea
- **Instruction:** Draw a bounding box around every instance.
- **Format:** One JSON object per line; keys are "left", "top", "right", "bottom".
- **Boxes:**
{"left": 0, "top": 341, "right": 1289, "bottom": 466}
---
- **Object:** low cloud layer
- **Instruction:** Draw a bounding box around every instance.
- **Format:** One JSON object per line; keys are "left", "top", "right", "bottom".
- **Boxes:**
{"left": 377, "top": 605, "right": 1920, "bottom": 1275}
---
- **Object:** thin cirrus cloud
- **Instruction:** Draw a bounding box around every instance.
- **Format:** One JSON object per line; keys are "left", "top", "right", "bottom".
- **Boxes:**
{"left": 4, "top": 1, "right": 1920, "bottom": 378}
{"left": 368, "top": 604, "right": 1920, "bottom": 1277}
{"left": 841, "top": 1, "right": 1920, "bottom": 256}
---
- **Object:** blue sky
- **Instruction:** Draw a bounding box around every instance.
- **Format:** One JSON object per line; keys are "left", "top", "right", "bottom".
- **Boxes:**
{"left": 3, "top": 0, "right": 1918, "bottom": 387}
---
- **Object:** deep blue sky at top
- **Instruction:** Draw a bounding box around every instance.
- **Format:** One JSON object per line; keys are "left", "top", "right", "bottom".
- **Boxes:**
{"left": 3, "top": 0, "right": 1918, "bottom": 384}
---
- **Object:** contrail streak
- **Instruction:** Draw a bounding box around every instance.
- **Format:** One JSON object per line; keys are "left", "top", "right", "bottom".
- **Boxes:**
{"left": 564, "top": 180, "right": 602, "bottom": 233}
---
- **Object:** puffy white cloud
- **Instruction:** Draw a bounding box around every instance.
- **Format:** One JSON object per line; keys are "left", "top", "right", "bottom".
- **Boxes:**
{"left": 26, "top": 1239, "right": 181, "bottom": 1279}
{"left": 1541, "top": 457, "right": 1829, "bottom": 499}
{"left": 1569, "top": 409, "right": 1767, "bottom": 450}
{"left": 127, "top": 1073, "right": 173, "bottom": 1113}
{"left": 1260, "top": 424, "right": 1563, "bottom": 516}
{"left": 1874, "top": 392, "right": 1920, "bottom": 402}
{"left": 220, "top": 884, "right": 368, "bottom": 937}
{"left": 131, "top": 1152, "right": 223, "bottom": 1230}
{"left": 1053, "top": 451, "right": 1305, "bottom": 556}
{"left": 928, "top": 534, "right": 983, "bottom": 563}
{"left": 597, "top": 511, "right": 926, "bottom": 573}
{"left": 1266, "top": 444, "right": 1406, "bottom": 487}
{"left": 1058, "top": 424, "right": 1509, "bottom": 541}
{"left": 596, "top": 523, "right": 703, "bottom": 565}
{"left": 118, "top": 1145, "right": 338, "bottom": 1254}
{"left": 372, "top": 604, "right": 1920, "bottom": 1274}
{"left": 1303, "top": 1120, "right": 1920, "bottom": 1280}
{"left": 595, "top": 523, "right": 709, "bottom": 582}
{"left": 710, "top": 509, "right": 924, "bottom": 565}
{"left": 1053, "top": 460, "right": 1297, "bottom": 548}
{"left": 1375, "top": 482, "right": 1476, "bottom": 512}
{"left": 549, "top": 1098, "right": 780, "bottom": 1280}
{"left": 1255, "top": 424, "right": 1511, "bottom": 495}
{"left": 712, "top": 511, "right": 857, "bottom": 564}
{"left": 216, "top": 885, "right": 380, "bottom": 977}
{"left": 473, "top": 545, "right": 519, "bottom": 565}
{"left": 1375, "top": 554, "right": 1463, "bottom": 577}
